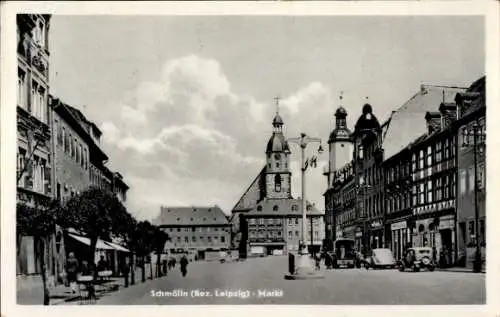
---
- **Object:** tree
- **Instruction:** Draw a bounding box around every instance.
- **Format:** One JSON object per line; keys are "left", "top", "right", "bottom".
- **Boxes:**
{"left": 17, "top": 199, "right": 61, "bottom": 305}
{"left": 152, "top": 227, "right": 170, "bottom": 278}
{"left": 59, "top": 187, "right": 130, "bottom": 275}
{"left": 129, "top": 220, "right": 155, "bottom": 282}
{"left": 117, "top": 213, "right": 138, "bottom": 285}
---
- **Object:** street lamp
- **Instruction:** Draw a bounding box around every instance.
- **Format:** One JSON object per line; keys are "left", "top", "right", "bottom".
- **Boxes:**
{"left": 285, "top": 132, "right": 324, "bottom": 279}
{"left": 288, "top": 133, "right": 323, "bottom": 254}
{"left": 472, "top": 122, "right": 485, "bottom": 273}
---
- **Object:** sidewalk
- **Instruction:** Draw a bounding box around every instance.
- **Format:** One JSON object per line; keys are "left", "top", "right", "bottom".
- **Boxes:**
{"left": 437, "top": 266, "right": 485, "bottom": 274}
{"left": 17, "top": 268, "right": 151, "bottom": 305}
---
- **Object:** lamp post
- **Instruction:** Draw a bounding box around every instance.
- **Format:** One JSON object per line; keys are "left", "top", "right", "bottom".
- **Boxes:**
{"left": 288, "top": 133, "right": 323, "bottom": 254}
{"left": 472, "top": 122, "right": 485, "bottom": 273}
{"left": 284, "top": 133, "right": 324, "bottom": 280}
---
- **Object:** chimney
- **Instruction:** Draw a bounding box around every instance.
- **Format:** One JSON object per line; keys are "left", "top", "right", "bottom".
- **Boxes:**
{"left": 425, "top": 112, "right": 442, "bottom": 134}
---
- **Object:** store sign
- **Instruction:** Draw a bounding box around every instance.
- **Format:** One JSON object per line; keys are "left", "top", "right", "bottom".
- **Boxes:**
{"left": 391, "top": 222, "right": 407, "bottom": 231}
{"left": 371, "top": 221, "right": 383, "bottom": 229}
{"left": 439, "top": 219, "right": 454, "bottom": 230}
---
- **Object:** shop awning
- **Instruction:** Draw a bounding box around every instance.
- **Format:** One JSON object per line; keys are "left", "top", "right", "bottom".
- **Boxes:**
{"left": 67, "top": 233, "right": 115, "bottom": 250}
{"left": 104, "top": 241, "right": 130, "bottom": 253}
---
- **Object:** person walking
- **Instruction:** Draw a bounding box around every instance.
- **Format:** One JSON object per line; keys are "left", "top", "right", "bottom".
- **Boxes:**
{"left": 180, "top": 255, "right": 189, "bottom": 277}
{"left": 66, "top": 252, "right": 79, "bottom": 294}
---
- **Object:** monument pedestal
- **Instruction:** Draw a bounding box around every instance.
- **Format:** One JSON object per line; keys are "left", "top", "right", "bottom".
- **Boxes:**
{"left": 284, "top": 250, "right": 324, "bottom": 280}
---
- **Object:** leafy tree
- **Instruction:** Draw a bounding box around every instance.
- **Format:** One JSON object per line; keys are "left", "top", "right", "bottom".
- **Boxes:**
{"left": 17, "top": 199, "right": 61, "bottom": 305}
{"left": 152, "top": 226, "right": 170, "bottom": 277}
{"left": 58, "top": 187, "right": 130, "bottom": 275}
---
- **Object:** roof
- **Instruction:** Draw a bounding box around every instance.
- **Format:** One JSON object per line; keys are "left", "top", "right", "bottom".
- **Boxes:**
{"left": 382, "top": 85, "right": 466, "bottom": 161}
{"left": 155, "top": 206, "right": 229, "bottom": 226}
{"left": 272, "top": 114, "right": 284, "bottom": 126}
{"left": 353, "top": 104, "right": 381, "bottom": 135}
{"left": 245, "top": 198, "right": 323, "bottom": 216}
{"left": 231, "top": 166, "right": 266, "bottom": 212}
{"left": 266, "top": 132, "right": 291, "bottom": 153}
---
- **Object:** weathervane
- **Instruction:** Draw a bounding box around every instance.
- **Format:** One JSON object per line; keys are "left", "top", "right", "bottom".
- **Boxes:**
{"left": 274, "top": 96, "right": 280, "bottom": 115}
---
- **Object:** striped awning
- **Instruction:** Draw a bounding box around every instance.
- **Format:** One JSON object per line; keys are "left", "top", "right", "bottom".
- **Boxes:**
{"left": 67, "top": 233, "right": 114, "bottom": 251}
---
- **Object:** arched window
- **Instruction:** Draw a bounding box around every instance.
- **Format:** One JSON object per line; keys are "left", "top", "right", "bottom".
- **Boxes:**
{"left": 274, "top": 173, "right": 281, "bottom": 192}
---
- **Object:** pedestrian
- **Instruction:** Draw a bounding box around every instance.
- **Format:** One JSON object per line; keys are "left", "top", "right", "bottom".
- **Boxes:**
{"left": 97, "top": 255, "right": 108, "bottom": 272}
{"left": 66, "top": 252, "right": 79, "bottom": 294}
{"left": 180, "top": 255, "right": 189, "bottom": 277}
{"left": 122, "top": 258, "right": 130, "bottom": 288}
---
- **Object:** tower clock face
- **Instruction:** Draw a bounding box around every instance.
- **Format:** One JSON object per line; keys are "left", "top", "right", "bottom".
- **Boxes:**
{"left": 274, "top": 153, "right": 281, "bottom": 160}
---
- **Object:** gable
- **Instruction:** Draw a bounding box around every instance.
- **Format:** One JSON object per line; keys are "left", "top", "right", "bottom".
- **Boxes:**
{"left": 232, "top": 166, "right": 266, "bottom": 212}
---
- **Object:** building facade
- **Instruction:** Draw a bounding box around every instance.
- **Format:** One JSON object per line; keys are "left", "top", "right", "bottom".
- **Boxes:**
{"left": 323, "top": 105, "right": 353, "bottom": 241}
{"left": 231, "top": 111, "right": 325, "bottom": 256}
{"left": 154, "top": 206, "right": 231, "bottom": 259}
{"left": 352, "top": 104, "right": 386, "bottom": 251}
{"left": 16, "top": 14, "right": 54, "bottom": 277}
{"left": 454, "top": 77, "right": 486, "bottom": 269}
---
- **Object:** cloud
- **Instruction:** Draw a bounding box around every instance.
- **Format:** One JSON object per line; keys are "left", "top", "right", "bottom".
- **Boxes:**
{"left": 101, "top": 55, "right": 336, "bottom": 220}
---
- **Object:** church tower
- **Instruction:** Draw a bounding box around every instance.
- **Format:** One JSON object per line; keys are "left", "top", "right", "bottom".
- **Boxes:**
{"left": 327, "top": 94, "right": 353, "bottom": 186}
{"left": 265, "top": 98, "right": 292, "bottom": 199}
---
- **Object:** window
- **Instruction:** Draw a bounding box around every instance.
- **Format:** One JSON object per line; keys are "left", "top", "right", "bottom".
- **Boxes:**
{"left": 276, "top": 162, "right": 280, "bottom": 168}
{"left": 208, "top": 236, "right": 212, "bottom": 242}
{"left": 419, "top": 150, "right": 424, "bottom": 170}
{"left": 177, "top": 228, "right": 181, "bottom": 232}
{"left": 31, "top": 81, "right": 38, "bottom": 118}
{"left": 275, "top": 174, "right": 281, "bottom": 192}
{"left": 79, "top": 144, "right": 84, "bottom": 166}
{"left": 468, "top": 221, "right": 475, "bottom": 237}
{"left": 73, "top": 139, "right": 77, "bottom": 158}
{"left": 250, "top": 218, "right": 256, "bottom": 225}
{"left": 427, "top": 180, "right": 433, "bottom": 203}
{"left": 358, "top": 145, "right": 364, "bottom": 159}
{"left": 459, "top": 169, "right": 467, "bottom": 194}
{"left": 259, "top": 218, "right": 264, "bottom": 225}
{"left": 412, "top": 154, "right": 417, "bottom": 172}
{"left": 426, "top": 146, "right": 432, "bottom": 167}
{"left": 462, "top": 127, "right": 470, "bottom": 147}
{"left": 177, "top": 237, "right": 181, "bottom": 242}
{"left": 443, "top": 175, "right": 450, "bottom": 199}
{"left": 419, "top": 183, "right": 425, "bottom": 205}
{"left": 76, "top": 141, "right": 80, "bottom": 163}
{"left": 479, "top": 220, "right": 485, "bottom": 243}
{"left": 192, "top": 236, "right": 196, "bottom": 243}
{"left": 295, "top": 218, "right": 299, "bottom": 225}
{"left": 468, "top": 167, "right": 475, "bottom": 193}
{"left": 184, "top": 236, "right": 189, "bottom": 243}
{"left": 295, "top": 231, "right": 299, "bottom": 237}
{"left": 436, "top": 142, "right": 442, "bottom": 163}
{"left": 17, "top": 68, "right": 26, "bottom": 109}
{"left": 221, "top": 236, "right": 225, "bottom": 243}
{"left": 292, "top": 205, "right": 298, "bottom": 211}
{"left": 57, "top": 122, "right": 63, "bottom": 146}
{"left": 63, "top": 128, "right": 68, "bottom": 153}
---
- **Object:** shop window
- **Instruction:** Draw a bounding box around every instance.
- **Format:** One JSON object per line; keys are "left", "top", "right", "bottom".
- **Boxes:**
{"left": 468, "top": 166, "right": 475, "bottom": 193}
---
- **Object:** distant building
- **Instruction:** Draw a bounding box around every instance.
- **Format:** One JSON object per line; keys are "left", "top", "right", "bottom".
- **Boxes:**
{"left": 154, "top": 206, "right": 231, "bottom": 259}
{"left": 231, "top": 110, "right": 325, "bottom": 256}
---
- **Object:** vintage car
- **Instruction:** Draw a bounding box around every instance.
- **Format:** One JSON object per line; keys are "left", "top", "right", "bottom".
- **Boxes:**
{"left": 398, "top": 247, "right": 436, "bottom": 272}
{"left": 363, "top": 248, "right": 397, "bottom": 269}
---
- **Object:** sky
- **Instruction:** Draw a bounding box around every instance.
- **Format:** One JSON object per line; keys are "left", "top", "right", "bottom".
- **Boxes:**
{"left": 48, "top": 15, "right": 484, "bottom": 221}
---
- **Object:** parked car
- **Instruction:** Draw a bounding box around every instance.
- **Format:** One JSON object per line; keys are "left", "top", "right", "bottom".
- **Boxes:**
{"left": 398, "top": 247, "right": 435, "bottom": 272}
{"left": 363, "top": 248, "right": 397, "bottom": 269}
